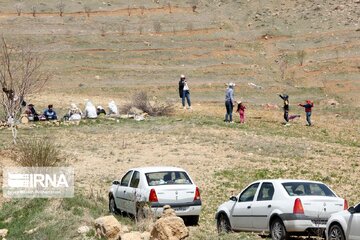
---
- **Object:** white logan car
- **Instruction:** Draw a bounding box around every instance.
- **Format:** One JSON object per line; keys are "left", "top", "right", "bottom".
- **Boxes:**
{"left": 215, "top": 179, "right": 347, "bottom": 240}
{"left": 326, "top": 202, "right": 360, "bottom": 240}
{"left": 108, "top": 167, "right": 201, "bottom": 225}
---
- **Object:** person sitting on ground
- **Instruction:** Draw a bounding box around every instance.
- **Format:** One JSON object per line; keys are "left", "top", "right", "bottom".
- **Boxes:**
{"left": 299, "top": 100, "right": 314, "bottom": 126}
{"left": 68, "top": 103, "right": 82, "bottom": 121}
{"left": 96, "top": 106, "right": 106, "bottom": 116}
{"left": 84, "top": 100, "right": 97, "bottom": 119}
{"left": 25, "top": 104, "right": 39, "bottom": 121}
{"left": 43, "top": 104, "right": 57, "bottom": 120}
{"left": 108, "top": 100, "right": 119, "bottom": 116}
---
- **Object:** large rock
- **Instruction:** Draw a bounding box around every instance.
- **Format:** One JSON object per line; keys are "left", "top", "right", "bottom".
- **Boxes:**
{"left": 129, "top": 107, "right": 144, "bottom": 115}
{"left": 0, "top": 229, "right": 8, "bottom": 238}
{"left": 121, "top": 231, "right": 142, "bottom": 240}
{"left": 94, "top": 215, "right": 123, "bottom": 240}
{"left": 150, "top": 206, "right": 189, "bottom": 240}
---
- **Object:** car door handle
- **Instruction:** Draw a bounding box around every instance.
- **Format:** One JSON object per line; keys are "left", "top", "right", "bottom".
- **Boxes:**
{"left": 247, "top": 206, "right": 251, "bottom": 209}
{"left": 268, "top": 205, "right": 272, "bottom": 208}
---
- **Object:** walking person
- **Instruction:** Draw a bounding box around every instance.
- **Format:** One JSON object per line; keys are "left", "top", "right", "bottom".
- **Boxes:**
{"left": 224, "top": 83, "right": 235, "bottom": 123}
{"left": 299, "top": 100, "right": 313, "bottom": 126}
{"left": 278, "top": 94, "right": 289, "bottom": 125}
{"left": 236, "top": 101, "right": 246, "bottom": 124}
{"left": 179, "top": 75, "right": 191, "bottom": 109}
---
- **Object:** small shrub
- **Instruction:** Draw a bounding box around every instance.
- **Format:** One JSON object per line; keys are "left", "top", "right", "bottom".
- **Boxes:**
{"left": 31, "top": 5, "right": 37, "bottom": 17}
{"left": 297, "top": 50, "right": 306, "bottom": 66}
{"left": 15, "top": 3, "right": 22, "bottom": 16}
{"left": 84, "top": 5, "right": 91, "bottom": 17}
{"left": 13, "top": 138, "right": 63, "bottom": 167}
{"left": 122, "top": 91, "right": 174, "bottom": 116}
{"left": 56, "top": 0, "right": 65, "bottom": 17}
{"left": 153, "top": 21, "right": 162, "bottom": 34}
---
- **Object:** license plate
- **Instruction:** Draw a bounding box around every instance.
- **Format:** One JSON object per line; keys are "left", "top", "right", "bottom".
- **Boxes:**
{"left": 173, "top": 207, "right": 188, "bottom": 212}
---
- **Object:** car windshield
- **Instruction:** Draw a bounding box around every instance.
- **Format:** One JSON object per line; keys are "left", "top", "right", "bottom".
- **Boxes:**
{"left": 282, "top": 182, "right": 335, "bottom": 197}
{"left": 145, "top": 171, "right": 192, "bottom": 186}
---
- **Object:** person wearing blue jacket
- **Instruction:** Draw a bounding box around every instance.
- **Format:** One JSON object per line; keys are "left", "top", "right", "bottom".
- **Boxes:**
{"left": 43, "top": 104, "right": 57, "bottom": 120}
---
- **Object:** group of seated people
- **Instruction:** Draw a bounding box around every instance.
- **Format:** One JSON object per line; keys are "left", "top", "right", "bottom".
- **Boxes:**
{"left": 25, "top": 100, "right": 119, "bottom": 122}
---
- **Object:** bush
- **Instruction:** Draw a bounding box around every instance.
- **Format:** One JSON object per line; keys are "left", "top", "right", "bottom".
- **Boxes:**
{"left": 122, "top": 91, "right": 173, "bottom": 116}
{"left": 13, "top": 138, "right": 63, "bottom": 167}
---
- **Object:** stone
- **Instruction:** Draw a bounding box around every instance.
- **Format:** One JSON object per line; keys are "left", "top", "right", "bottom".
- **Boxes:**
{"left": 150, "top": 206, "right": 188, "bottom": 240}
{"left": 0, "top": 229, "right": 8, "bottom": 238}
{"left": 77, "top": 225, "right": 91, "bottom": 234}
{"left": 121, "top": 231, "right": 142, "bottom": 240}
{"left": 94, "top": 215, "right": 123, "bottom": 240}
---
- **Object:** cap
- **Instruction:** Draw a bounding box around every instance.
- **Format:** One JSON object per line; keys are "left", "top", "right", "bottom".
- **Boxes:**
{"left": 180, "top": 74, "right": 185, "bottom": 79}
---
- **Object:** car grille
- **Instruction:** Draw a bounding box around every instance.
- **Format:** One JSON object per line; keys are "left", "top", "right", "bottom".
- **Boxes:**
{"left": 311, "top": 219, "right": 327, "bottom": 225}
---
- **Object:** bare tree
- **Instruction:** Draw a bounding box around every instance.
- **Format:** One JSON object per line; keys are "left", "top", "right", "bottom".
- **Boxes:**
{"left": 31, "top": 5, "right": 37, "bottom": 17}
{"left": 56, "top": 0, "right": 66, "bottom": 17}
{"left": 0, "top": 37, "right": 50, "bottom": 144}
{"left": 168, "top": 2, "right": 172, "bottom": 13}
{"left": 127, "top": 5, "right": 131, "bottom": 16}
{"left": 297, "top": 50, "right": 306, "bottom": 66}
{"left": 15, "top": 3, "right": 23, "bottom": 16}
{"left": 84, "top": 4, "right": 91, "bottom": 18}
{"left": 140, "top": 6, "right": 145, "bottom": 15}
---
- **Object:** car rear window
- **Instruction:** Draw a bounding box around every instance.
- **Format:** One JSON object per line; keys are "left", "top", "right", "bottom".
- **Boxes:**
{"left": 145, "top": 171, "right": 192, "bottom": 186}
{"left": 282, "top": 182, "right": 335, "bottom": 197}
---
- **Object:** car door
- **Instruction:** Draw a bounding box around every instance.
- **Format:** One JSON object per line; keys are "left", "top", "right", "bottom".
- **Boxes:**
{"left": 230, "top": 183, "right": 260, "bottom": 230}
{"left": 252, "top": 182, "right": 275, "bottom": 230}
{"left": 126, "top": 171, "right": 141, "bottom": 215}
{"left": 348, "top": 203, "right": 360, "bottom": 240}
{"left": 114, "top": 170, "right": 133, "bottom": 212}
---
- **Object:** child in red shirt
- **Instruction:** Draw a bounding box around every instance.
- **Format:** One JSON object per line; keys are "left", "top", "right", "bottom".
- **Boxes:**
{"left": 298, "top": 100, "right": 313, "bottom": 126}
{"left": 236, "top": 101, "right": 246, "bottom": 123}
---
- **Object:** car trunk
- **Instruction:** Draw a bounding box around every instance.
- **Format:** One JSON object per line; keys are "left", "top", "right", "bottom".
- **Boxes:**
{"left": 299, "top": 196, "right": 345, "bottom": 219}
{"left": 154, "top": 185, "right": 196, "bottom": 204}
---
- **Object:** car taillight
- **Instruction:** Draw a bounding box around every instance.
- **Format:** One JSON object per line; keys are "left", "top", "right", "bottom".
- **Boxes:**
{"left": 293, "top": 198, "right": 304, "bottom": 214}
{"left": 149, "top": 189, "right": 158, "bottom": 202}
{"left": 194, "top": 187, "right": 201, "bottom": 201}
{"left": 344, "top": 199, "right": 348, "bottom": 210}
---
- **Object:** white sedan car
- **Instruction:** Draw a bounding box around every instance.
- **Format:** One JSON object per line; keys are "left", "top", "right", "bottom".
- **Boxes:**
{"left": 326, "top": 202, "right": 360, "bottom": 240}
{"left": 215, "top": 179, "right": 347, "bottom": 240}
{"left": 108, "top": 166, "right": 201, "bottom": 225}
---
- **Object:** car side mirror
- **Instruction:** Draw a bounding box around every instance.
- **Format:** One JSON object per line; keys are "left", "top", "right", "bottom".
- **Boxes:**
{"left": 348, "top": 206, "right": 355, "bottom": 214}
{"left": 229, "top": 196, "right": 238, "bottom": 202}
{"left": 112, "top": 180, "right": 120, "bottom": 185}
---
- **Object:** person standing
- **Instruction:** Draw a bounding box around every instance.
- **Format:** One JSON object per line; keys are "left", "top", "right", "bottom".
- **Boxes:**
{"left": 179, "top": 75, "right": 191, "bottom": 109}
{"left": 236, "top": 101, "right": 246, "bottom": 124}
{"left": 224, "top": 83, "right": 235, "bottom": 123}
{"left": 278, "top": 94, "right": 289, "bottom": 124}
{"left": 299, "top": 100, "right": 313, "bottom": 126}
{"left": 178, "top": 75, "right": 185, "bottom": 104}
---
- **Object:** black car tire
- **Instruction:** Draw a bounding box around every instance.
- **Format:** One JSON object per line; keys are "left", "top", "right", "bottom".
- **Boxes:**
{"left": 329, "top": 224, "right": 346, "bottom": 240}
{"left": 217, "top": 213, "right": 231, "bottom": 234}
{"left": 109, "top": 196, "right": 120, "bottom": 214}
{"left": 271, "top": 218, "right": 288, "bottom": 240}
{"left": 185, "top": 216, "right": 199, "bottom": 226}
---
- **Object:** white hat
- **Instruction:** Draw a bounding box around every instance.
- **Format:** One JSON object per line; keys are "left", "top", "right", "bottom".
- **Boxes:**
{"left": 180, "top": 74, "right": 185, "bottom": 79}
{"left": 228, "top": 82, "right": 235, "bottom": 87}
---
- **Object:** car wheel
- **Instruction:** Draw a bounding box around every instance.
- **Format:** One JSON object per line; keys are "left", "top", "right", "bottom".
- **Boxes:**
{"left": 185, "top": 216, "right": 199, "bottom": 226}
{"left": 217, "top": 213, "right": 231, "bottom": 234}
{"left": 271, "top": 218, "right": 288, "bottom": 240}
{"left": 329, "top": 224, "right": 346, "bottom": 240}
{"left": 109, "top": 196, "right": 119, "bottom": 214}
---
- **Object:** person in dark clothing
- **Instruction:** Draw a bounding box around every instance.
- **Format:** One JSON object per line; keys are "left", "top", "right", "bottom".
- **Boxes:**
{"left": 43, "top": 104, "right": 57, "bottom": 120}
{"left": 279, "top": 94, "right": 289, "bottom": 124}
{"left": 25, "top": 104, "right": 39, "bottom": 121}
{"left": 178, "top": 75, "right": 185, "bottom": 107}
{"left": 299, "top": 100, "right": 313, "bottom": 126}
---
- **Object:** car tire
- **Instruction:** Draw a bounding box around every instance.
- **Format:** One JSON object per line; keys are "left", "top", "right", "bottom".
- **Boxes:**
{"left": 271, "top": 218, "right": 288, "bottom": 240}
{"left": 329, "top": 224, "right": 346, "bottom": 240}
{"left": 217, "top": 213, "right": 231, "bottom": 234}
{"left": 185, "top": 216, "right": 199, "bottom": 226}
{"left": 109, "top": 196, "right": 120, "bottom": 214}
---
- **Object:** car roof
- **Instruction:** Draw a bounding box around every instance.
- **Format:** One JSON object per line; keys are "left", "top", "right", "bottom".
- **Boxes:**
{"left": 253, "top": 179, "right": 324, "bottom": 184}
{"left": 128, "top": 166, "right": 187, "bottom": 173}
